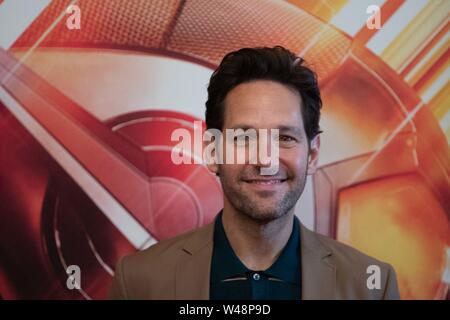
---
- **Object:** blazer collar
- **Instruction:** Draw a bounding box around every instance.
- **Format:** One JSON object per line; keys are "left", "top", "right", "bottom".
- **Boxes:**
{"left": 175, "top": 218, "right": 336, "bottom": 300}
{"left": 175, "top": 223, "right": 214, "bottom": 299}
{"left": 299, "top": 223, "right": 336, "bottom": 299}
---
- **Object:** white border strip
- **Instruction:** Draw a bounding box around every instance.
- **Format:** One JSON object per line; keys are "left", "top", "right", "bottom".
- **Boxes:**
{"left": 330, "top": 0, "right": 386, "bottom": 37}
{"left": 0, "top": 85, "right": 155, "bottom": 249}
{"left": 366, "top": 0, "right": 429, "bottom": 55}
{"left": 0, "top": 0, "right": 51, "bottom": 49}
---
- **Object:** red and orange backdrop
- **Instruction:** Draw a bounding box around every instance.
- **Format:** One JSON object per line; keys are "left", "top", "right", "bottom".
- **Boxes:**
{"left": 0, "top": 0, "right": 448, "bottom": 299}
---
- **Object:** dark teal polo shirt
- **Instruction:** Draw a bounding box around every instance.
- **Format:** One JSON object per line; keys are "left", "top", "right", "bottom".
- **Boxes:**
{"left": 210, "top": 211, "right": 302, "bottom": 300}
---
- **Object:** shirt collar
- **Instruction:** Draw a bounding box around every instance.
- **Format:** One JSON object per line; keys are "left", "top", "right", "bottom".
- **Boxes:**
{"left": 211, "top": 211, "right": 248, "bottom": 283}
{"left": 264, "top": 215, "right": 300, "bottom": 284}
{"left": 211, "top": 211, "right": 301, "bottom": 284}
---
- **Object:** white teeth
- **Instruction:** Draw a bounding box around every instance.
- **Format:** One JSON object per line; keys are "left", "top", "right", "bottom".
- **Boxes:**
{"left": 250, "top": 180, "right": 283, "bottom": 184}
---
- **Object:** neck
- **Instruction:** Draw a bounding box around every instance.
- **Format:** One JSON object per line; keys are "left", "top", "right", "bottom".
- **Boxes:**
{"left": 221, "top": 201, "right": 295, "bottom": 271}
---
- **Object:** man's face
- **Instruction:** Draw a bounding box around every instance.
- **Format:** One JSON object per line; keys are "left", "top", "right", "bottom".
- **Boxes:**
{"left": 210, "top": 80, "right": 320, "bottom": 222}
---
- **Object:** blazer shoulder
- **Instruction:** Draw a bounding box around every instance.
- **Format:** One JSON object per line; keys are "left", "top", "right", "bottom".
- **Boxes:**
{"left": 122, "top": 222, "right": 214, "bottom": 268}
{"left": 314, "top": 231, "right": 387, "bottom": 268}
{"left": 110, "top": 223, "right": 214, "bottom": 299}
{"left": 303, "top": 228, "right": 400, "bottom": 299}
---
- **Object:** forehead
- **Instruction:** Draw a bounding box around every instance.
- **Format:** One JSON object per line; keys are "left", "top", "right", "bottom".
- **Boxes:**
{"left": 223, "top": 80, "right": 304, "bottom": 131}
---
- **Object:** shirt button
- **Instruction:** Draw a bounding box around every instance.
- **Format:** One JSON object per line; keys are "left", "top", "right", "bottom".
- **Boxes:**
{"left": 253, "top": 273, "right": 260, "bottom": 281}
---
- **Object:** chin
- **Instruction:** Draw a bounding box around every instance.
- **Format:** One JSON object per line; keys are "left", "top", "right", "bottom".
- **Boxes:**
{"left": 241, "top": 205, "right": 288, "bottom": 223}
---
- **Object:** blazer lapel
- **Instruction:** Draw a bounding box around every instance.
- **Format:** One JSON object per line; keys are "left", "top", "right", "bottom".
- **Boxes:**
{"left": 175, "top": 223, "right": 214, "bottom": 299}
{"left": 300, "top": 223, "right": 337, "bottom": 300}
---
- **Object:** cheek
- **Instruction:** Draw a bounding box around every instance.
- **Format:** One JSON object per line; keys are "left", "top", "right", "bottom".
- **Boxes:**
{"left": 280, "top": 149, "right": 308, "bottom": 176}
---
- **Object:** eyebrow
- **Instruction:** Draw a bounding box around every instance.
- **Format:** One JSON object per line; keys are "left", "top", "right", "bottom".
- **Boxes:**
{"left": 228, "top": 124, "right": 303, "bottom": 136}
{"left": 277, "top": 125, "right": 303, "bottom": 136}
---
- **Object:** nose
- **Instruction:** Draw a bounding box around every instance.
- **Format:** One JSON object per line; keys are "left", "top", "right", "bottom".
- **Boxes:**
{"left": 250, "top": 129, "right": 279, "bottom": 175}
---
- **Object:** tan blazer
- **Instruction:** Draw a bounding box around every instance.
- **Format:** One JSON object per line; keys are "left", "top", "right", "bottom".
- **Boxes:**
{"left": 109, "top": 221, "right": 400, "bottom": 300}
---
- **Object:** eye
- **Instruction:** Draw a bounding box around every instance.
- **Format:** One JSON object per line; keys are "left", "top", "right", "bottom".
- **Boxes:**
{"left": 278, "top": 135, "right": 296, "bottom": 142}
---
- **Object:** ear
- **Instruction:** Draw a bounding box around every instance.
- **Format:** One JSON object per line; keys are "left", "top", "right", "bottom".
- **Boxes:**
{"left": 206, "top": 161, "right": 220, "bottom": 177}
{"left": 203, "top": 139, "right": 220, "bottom": 176}
{"left": 306, "top": 134, "right": 320, "bottom": 175}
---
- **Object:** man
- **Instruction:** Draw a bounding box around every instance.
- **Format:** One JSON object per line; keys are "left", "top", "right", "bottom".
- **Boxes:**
{"left": 110, "top": 46, "right": 400, "bottom": 300}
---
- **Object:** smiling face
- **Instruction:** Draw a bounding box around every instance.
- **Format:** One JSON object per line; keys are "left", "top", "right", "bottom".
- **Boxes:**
{"left": 208, "top": 80, "right": 320, "bottom": 222}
